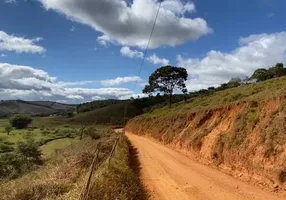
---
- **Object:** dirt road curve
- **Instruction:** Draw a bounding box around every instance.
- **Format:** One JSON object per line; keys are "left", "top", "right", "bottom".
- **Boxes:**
{"left": 127, "top": 133, "right": 286, "bottom": 200}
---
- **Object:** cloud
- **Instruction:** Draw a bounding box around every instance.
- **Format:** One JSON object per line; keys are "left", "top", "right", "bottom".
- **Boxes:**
{"left": 0, "top": 63, "right": 134, "bottom": 103}
{"left": 177, "top": 32, "right": 286, "bottom": 91}
{"left": 161, "top": 0, "right": 195, "bottom": 15}
{"left": 0, "top": 54, "right": 6, "bottom": 57}
{"left": 39, "top": 0, "right": 211, "bottom": 48}
{"left": 70, "top": 26, "right": 76, "bottom": 32}
{"left": 120, "top": 46, "right": 143, "bottom": 59}
{"left": 0, "top": 30, "right": 46, "bottom": 54}
{"left": 4, "top": 0, "right": 17, "bottom": 4}
{"left": 147, "top": 53, "right": 169, "bottom": 65}
{"left": 119, "top": 93, "right": 148, "bottom": 100}
{"left": 101, "top": 76, "right": 142, "bottom": 87}
{"left": 119, "top": 47, "right": 169, "bottom": 65}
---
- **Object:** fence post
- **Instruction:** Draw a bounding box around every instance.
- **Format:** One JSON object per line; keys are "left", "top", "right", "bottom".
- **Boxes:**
{"left": 107, "top": 136, "right": 120, "bottom": 167}
{"left": 79, "top": 143, "right": 101, "bottom": 200}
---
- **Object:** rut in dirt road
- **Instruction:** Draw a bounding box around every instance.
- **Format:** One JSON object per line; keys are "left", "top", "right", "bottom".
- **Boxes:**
{"left": 127, "top": 133, "right": 286, "bottom": 200}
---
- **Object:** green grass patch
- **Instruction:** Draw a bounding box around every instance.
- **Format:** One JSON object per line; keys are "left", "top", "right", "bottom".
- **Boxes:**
{"left": 40, "top": 138, "right": 79, "bottom": 158}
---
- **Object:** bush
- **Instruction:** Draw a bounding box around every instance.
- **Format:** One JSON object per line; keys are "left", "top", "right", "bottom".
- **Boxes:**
{"left": 0, "top": 143, "right": 14, "bottom": 153}
{"left": 0, "top": 152, "right": 24, "bottom": 179}
{"left": 0, "top": 140, "right": 43, "bottom": 179}
{"left": 84, "top": 127, "right": 103, "bottom": 140}
{"left": 5, "top": 125, "right": 13, "bottom": 135}
{"left": 10, "top": 115, "right": 32, "bottom": 129}
{"left": 17, "top": 140, "right": 43, "bottom": 165}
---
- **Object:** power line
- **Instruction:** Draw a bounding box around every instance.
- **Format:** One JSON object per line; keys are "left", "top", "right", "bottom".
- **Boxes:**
{"left": 123, "top": 1, "right": 162, "bottom": 125}
{"left": 132, "top": 0, "right": 162, "bottom": 91}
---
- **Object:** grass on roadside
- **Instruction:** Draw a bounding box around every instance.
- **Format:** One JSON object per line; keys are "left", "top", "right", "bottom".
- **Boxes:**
{"left": 0, "top": 130, "right": 147, "bottom": 200}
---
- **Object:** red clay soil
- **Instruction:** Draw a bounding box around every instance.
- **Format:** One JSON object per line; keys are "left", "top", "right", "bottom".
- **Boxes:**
{"left": 127, "top": 133, "right": 286, "bottom": 200}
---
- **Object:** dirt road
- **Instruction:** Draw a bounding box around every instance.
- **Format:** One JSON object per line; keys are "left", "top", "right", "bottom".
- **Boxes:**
{"left": 127, "top": 133, "right": 286, "bottom": 200}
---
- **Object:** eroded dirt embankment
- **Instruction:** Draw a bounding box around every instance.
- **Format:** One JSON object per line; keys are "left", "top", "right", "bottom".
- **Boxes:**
{"left": 126, "top": 98, "right": 286, "bottom": 190}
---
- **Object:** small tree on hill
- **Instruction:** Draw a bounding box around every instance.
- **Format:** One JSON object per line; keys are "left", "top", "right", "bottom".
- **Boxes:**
{"left": 268, "top": 63, "right": 286, "bottom": 78}
{"left": 227, "top": 77, "right": 242, "bottom": 88}
{"left": 143, "top": 66, "right": 188, "bottom": 107}
{"left": 251, "top": 68, "right": 273, "bottom": 82}
{"left": 5, "top": 126, "right": 12, "bottom": 135}
{"left": 9, "top": 115, "right": 32, "bottom": 129}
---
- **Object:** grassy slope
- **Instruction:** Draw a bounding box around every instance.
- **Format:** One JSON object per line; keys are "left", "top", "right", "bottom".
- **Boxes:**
{"left": 0, "top": 117, "right": 80, "bottom": 156}
{"left": 72, "top": 101, "right": 141, "bottom": 125}
{"left": 126, "top": 76, "right": 286, "bottom": 188}
{"left": 40, "top": 138, "right": 79, "bottom": 158}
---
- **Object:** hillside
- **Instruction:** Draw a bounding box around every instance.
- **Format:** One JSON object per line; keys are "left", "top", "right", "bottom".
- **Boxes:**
{"left": 72, "top": 94, "right": 189, "bottom": 125}
{"left": 0, "top": 100, "right": 75, "bottom": 118}
{"left": 126, "top": 76, "right": 286, "bottom": 190}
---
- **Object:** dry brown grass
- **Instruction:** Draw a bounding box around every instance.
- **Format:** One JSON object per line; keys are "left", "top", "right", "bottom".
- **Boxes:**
{"left": 0, "top": 130, "right": 147, "bottom": 200}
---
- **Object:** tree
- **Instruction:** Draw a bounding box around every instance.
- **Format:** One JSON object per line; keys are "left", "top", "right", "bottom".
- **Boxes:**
{"left": 5, "top": 126, "right": 12, "bottom": 135}
{"left": 9, "top": 115, "right": 32, "bottom": 129}
{"left": 268, "top": 63, "right": 286, "bottom": 78}
{"left": 143, "top": 66, "right": 188, "bottom": 106}
{"left": 251, "top": 68, "right": 273, "bottom": 82}
{"left": 228, "top": 77, "right": 241, "bottom": 88}
{"left": 67, "top": 112, "right": 74, "bottom": 118}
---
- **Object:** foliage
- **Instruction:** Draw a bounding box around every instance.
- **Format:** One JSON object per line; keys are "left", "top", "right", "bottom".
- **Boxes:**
{"left": 143, "top": 65, "right": 188, "bottom": 106}
{"left": 9, "top": 115, "right": 32, "bottom": 129}
{"left": 251, "top": 63, "right": 286, "bottom": 82}
{"left": 227, "top": 77, "right": 242, "bottom": 88}
{"left": 0, "top": 140, "right": 43, "bottom": 179}
{"left": 17, "top": 140, "right": 43, "bottom": 165}
{"left": 66, "top": 112, "right": 74, "bottom": 118}
{"left": 0, "top": 143, "right": 14, "bottom": 153}
{"left": 84, "top": 127, "right": 103, "bottom": 140}
{"left": 251, "top": 68, "right": 274, "bottom": 82}
{"left": 5, "top": 125, "right": 13, "bottom": 135}
{"left": 268, "top": 63, "right": 286, "bottom": 78}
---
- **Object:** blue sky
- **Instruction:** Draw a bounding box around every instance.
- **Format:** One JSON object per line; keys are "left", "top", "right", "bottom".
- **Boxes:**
{"left": 0, "top": 0, "right": 286, "bottom": 103}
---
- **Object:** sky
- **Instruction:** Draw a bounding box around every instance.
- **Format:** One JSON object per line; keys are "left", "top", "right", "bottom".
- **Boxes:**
{"left": 0, "top": 0, "right": 286, "bottom": 104}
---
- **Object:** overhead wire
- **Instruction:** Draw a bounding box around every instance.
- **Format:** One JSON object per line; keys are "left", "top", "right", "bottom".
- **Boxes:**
{"left": 123, "top": 0, "right": 163, "bottom": 125}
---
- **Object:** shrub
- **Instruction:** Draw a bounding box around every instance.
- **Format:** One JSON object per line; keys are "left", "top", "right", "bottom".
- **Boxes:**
{"left": 0, "top": 152, "right": 24, "bottom": 179}
{"left": 10, "top": 115, "right": 32, "bottom": 129}
{"left": 0, "top": 140, "right": 43, "bottom": 179}
{"left": 85, "top": 127, "right": 103, "bottom": 140}
{"left": 0, "top": 143, "right": 14, "bottom": 153}
{"left": 17, "top": 140, "right": 43, "bottom": 165}
{"left": 5, "top": 125, "right": 13, "bottom": 135}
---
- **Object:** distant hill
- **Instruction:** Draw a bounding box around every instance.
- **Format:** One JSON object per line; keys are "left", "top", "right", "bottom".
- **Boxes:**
{"left": 0, "top": 100, "right": 76, "bottom": 118}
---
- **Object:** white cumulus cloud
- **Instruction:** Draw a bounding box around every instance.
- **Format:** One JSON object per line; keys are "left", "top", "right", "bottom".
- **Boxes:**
{"left": 147, "top": 53, "right": 169, "bottom": 65}
{"left": 0, "top": 30, "right": 46, "bottom": 54}
{"left": 101, "top": 76, "right": 143, "bottom": 87}
{"left": 39, "top": 0, "right": 211, "bottom": 48}
{"left": 0, "top": 63, "right": 134, "bottom": 103}
{"left": 177, "top": 32, "right": 286, "bottom": 91}
{"left": 120, "top": 46, "right": 143, "bottom": 59}
{"left": 120, "top": 47, "right": 169, "bottom": 65}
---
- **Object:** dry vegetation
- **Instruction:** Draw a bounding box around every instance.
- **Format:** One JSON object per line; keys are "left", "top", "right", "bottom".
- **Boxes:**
{"left": 0, "top": 128, "right": 146, "bottom": 200}
{"left": 126, "top": 76, "right": 286, "bottom": 190}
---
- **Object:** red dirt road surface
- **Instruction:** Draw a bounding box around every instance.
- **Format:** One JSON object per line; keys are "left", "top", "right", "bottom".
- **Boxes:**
{"left": 127, "top": 133, "right": 286, "bottom": 200}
